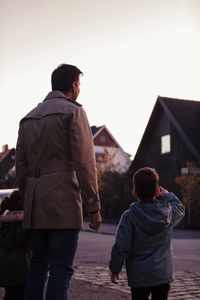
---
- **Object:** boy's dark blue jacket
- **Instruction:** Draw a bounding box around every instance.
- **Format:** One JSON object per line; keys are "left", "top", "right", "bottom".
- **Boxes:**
{"left": 109, "top": 192, "right": 185, "bottom": 288}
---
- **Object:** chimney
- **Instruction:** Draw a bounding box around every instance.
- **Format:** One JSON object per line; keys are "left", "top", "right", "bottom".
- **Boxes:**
{"left": 2, "top": 144, "right": 9, "bottom": 153}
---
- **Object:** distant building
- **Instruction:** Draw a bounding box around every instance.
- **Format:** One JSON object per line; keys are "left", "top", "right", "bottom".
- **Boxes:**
{"left": 0, "top": 125, "right": 131, "bottom": 186}
{"left": 0, "top": 144, "right": 9, "bottom": 161}
{"left": 0, "top": 145, "right": 15, "bottom": 188}
{"left": 130, "top": 96, "right": 200, "bottom": 195}
{"left": 91, "top": 125, "right": 131, "bottom": 173}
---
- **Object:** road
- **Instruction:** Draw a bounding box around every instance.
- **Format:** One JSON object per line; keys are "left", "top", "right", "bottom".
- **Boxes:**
{"left": 75, "top": 228, "right": 200, "bottom": 273}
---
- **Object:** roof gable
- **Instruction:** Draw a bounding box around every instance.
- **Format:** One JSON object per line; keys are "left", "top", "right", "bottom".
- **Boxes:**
{"left": 91, "top": 125, "right": 119, "bottom": 147}
{"left": 158, "top": 96, "right": 200, "bottom": 163}
{"left": 93, "top": 128, "right": 118, "bottom": 147}
{"left": 91, "top": 125, "right": 130, "bottom": 155}
{"left": 136, "top": 96, "right": 200, "bottom": 164}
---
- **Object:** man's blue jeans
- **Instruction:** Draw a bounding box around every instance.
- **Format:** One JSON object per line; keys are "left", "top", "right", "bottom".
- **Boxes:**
{"left": 24, "top": 229, "right": 79, "bottom": 300}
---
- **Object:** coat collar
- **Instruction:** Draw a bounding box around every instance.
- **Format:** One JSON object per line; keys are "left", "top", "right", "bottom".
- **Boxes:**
{"left": 43, "top": 90, "right": 82, "bottom": 106}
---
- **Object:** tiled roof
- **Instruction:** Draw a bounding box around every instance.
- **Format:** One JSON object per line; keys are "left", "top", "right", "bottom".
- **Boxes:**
{"left": 91, "top": 126, "right": 103, "bottom": 136}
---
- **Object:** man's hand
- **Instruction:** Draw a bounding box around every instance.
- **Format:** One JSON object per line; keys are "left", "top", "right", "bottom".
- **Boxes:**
{"left": 111, "top": 273, "right": 119, "bottom": 284}
{"left": 89, "top": 211, "right": 102, "bottom": 230}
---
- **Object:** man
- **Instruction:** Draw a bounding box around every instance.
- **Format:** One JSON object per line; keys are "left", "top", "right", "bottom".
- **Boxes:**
{"left": 15, "top": 64, "right": 102, "bottom": 300}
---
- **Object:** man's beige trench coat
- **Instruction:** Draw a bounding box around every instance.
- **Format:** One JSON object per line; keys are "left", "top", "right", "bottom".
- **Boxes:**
{"left": 16, "top": 91, "right": 100, "bottom": 229}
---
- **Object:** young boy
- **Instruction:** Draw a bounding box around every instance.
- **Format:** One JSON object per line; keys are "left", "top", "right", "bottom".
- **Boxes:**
{"left": 109, "top": 167, "right": 185, "bottom": 300}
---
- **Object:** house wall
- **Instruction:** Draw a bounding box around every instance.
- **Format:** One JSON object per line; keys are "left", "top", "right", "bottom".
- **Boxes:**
{"left": 94, "top": 145, "right": 131, "bottom": 173}
{"left": 93, "top": 129, "right": 118, "bottom": 147}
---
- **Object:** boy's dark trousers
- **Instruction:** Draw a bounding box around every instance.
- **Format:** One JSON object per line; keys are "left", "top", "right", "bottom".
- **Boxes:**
{"left": 131, "top": 283, "right": 170, "bottom": 300}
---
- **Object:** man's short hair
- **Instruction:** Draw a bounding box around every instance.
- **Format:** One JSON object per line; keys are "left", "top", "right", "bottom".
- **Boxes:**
{"left": 51, "top": 64, "right": 83, "bottom": 92}
{"left": 133, "top": 167, "right": 159, "bottom": 200}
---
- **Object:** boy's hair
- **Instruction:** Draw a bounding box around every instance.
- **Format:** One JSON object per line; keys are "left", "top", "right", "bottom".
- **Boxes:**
{"left": 51, "top": 64, "right": 83, "bottom": 92}
{"left": 133, "top": 167, "right": 159, "bottom": 200}
{"left": 0, "top": 190, "right": 23, "bottom": 215}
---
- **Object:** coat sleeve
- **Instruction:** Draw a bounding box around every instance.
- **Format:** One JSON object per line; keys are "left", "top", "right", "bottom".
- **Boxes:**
{"left": 69, "top": 106, "right": 101, "bottom": 213}
{"left": 15, "top": 124, "right": 27, "bottom": 199}
{"left": 109, "top": 211, "right": 133, "bottom": 274}
{"left": 164, "top": 193, "right": 185, "bottom": 226}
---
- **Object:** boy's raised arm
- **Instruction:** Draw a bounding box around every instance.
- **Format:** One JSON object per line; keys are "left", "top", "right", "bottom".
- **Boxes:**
{"left": 159, "top": 186, "right": 185, "bottom": 226}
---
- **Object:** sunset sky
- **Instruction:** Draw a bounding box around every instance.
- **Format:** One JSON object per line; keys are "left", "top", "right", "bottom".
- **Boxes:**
{"left": 1, "top": 0, "right": 200, "bottom": 156}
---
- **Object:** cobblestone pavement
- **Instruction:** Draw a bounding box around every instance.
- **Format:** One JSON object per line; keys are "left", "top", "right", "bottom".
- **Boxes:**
{"left": 73, "top": 265, "right": 200, "bottom": 300}
{"left": 1, "top": 267, "right": 200, "bottom": 299}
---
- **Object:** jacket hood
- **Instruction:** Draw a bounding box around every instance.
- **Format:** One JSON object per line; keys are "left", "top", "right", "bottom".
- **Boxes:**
{"left": 129, "top": 199, "right": 171, "bottom": 236}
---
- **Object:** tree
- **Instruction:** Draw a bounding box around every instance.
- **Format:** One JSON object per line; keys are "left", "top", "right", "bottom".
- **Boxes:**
{"left": 175, "top": 162, "right": 200, "bottom": 228}
{"left": 95, "top": 148, "right": 132, "bottom": 221}
{"left": 95, "top": 148, "right": 119, "bottom": 190}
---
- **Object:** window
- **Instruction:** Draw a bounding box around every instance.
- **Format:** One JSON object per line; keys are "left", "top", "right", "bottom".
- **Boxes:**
{"left": 100, "top": 135, "right": 106, "bottom": 143}
{"left": 95, "top": 152, "right": 108, "bottom": 163}
{"left": 95, "top": 153, "right": 104, "bottom": 162}
{"left": 161, "top": 134, "right": 171, "bottom": 154}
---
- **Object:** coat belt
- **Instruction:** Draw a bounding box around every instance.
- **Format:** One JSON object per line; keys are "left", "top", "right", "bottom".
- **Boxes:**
{"left": 27, "top": 162, "right": 75, "bottom": 178}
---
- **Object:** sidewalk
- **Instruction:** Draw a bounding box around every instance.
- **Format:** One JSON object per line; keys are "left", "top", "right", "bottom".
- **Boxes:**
{"left": 68, "top": 277, "right": 130, "bottom": 300}
{"left": 1, "top": 271, "right": 200, "bottom": 300}
{"left": 72, "top": 265, "right": 200, "bottom": 300}
{"left": 0, "top": 280, "right": 130, "bottom": 300}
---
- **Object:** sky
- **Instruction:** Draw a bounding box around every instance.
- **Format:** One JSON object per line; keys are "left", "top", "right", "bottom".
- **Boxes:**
{"left": 1, "top": 0, "right": 200, "bottom": 157}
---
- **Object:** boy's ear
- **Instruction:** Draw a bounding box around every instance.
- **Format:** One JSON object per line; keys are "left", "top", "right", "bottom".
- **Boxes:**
{"left": 155, "top": 186, "right": 160, "bottom": 197}
{"left": 132, "top": 189, "right": 138, "bottom": 199}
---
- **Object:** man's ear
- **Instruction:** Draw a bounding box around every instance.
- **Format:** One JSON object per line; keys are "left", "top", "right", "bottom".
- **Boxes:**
{"left": 72, "top": 81, "right": 76, "bottom": 90}
{"left": 73, "top": 80, "right": 79, "bottom": 89}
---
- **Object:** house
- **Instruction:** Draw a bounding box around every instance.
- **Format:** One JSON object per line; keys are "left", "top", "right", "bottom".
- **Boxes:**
{"left": 130, "top": 96, "right": 200, "bottom": 194}
{"left": 0, "top": 144, "right": 10, "bottom": 161}
{"left": 91, "top": 125, "right": 131, "bottom": 173}
{"left": 0, "top": 145, "right": 16, "bottom": 187}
